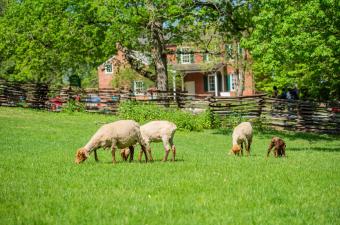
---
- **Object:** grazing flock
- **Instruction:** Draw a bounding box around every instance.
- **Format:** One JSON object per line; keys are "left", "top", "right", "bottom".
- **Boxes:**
{"left": 75, "top": 120, "right": 286, "bottom": 164}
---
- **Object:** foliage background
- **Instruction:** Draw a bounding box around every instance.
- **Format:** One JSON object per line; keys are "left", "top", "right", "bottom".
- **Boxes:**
{"left": 243, "top": 0, "right": 340, "bottom": 100}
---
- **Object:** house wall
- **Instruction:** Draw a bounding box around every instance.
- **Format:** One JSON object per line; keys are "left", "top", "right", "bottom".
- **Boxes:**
{"left": 243, "top": 71, "right": 254, "bottom": 96}
{"left": 166, "top": 45, "right": 177, "bottom": 64}
{"left": 98, "top": 50, "right": 127, "bottom": 89}
{"left": 98, "top": 67, "right": 113, "bottom": 89}
{"left": 184, "top": 73, "right": 205, "bottom": 94}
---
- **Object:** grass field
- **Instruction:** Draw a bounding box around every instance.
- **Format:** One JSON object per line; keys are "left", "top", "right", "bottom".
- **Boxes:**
{"left": 0, "top": 107, "right": 339, "bottom": 225}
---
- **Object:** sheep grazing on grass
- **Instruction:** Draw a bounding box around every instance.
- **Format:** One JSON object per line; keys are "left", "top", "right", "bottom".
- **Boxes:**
{"left": 138, "top": 120, "right": 177, "bottom": 162}
{"left": 75, "top": 120, "right": 148, "bottom": 164}
{"left": 267, "top": 137, "right": 286, "bottom": 157}
{"left": 229, "top": 122, "right": 253, "bottom": 156}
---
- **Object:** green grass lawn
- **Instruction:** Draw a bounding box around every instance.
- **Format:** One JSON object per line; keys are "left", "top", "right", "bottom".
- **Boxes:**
{"left": 0, "top": 107, "right": 339, "bottom": 225}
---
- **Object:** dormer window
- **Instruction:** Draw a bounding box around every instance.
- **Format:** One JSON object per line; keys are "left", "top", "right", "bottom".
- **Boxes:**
{"left": 104, "top": 63, "right": 113, "bottom": 74}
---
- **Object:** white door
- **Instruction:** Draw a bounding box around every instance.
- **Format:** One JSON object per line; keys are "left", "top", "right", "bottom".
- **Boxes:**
{"left": 184, "top": 81, "right": 195, "bottom": 94}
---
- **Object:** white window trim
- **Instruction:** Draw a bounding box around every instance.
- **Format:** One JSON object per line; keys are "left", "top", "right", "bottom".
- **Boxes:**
{"left": 180, "top": 47, "right": 191, "bottom": 64}
{"left": 104, "top": 63, "right": 113, "bottom": 74}
{"left": 207, "top": 74, "right": 216, "bottom": 92}
{"left": 133, "top": 80, "right": 145, "bottom": 96}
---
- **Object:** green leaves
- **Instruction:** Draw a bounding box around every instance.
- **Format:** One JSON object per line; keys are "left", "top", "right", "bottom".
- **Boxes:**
{"left": 244, "top": 0, "right": 340, "bottom": 100}
{"left": 0, "top": 0, "right": 114, "bottom": 85}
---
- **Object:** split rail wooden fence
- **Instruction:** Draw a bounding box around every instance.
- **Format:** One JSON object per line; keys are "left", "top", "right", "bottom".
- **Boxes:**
{"left": 0, "top": 79, "right": 339, "bottom": 134}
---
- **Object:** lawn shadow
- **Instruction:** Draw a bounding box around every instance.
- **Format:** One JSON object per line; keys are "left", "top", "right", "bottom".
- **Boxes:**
{"left": 212, "top": 128, "right": 338, "bottom": 142}
{"left": 288, "top": 146, "right": 340, "bottom": 152}
{"left": 101, "top": 158, "right": 185, "bottom": 164}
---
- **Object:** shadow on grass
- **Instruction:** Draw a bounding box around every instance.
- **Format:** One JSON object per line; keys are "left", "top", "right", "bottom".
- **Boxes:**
{"left": 101, "top": 159, "right": 185, "bottom": 164}
{"left": 288, "top": 146, "right": 340, "bottom": 152}
{"left": 213, "top": 128, "right": 338, "bottom": 142}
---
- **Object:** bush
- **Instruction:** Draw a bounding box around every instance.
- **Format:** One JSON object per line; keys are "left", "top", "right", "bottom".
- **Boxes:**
{"left": 216, "top": 113, "right": 272, "bottom": 134}
{"left": 117, "top": 101, "right": 214, "bottom": 131}
{"left": 118, "top": 101, "right": 271, "bottom": 132}
{"left": 216, "top": 113, "right": 247, "bottom": 134}
{"left": 62, "top": 99, "right": 85, "bottom": 113}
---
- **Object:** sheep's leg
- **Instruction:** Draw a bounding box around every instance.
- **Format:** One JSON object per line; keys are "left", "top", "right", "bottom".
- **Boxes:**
{"left": 267, "top": 142, "right": 274, "bottom": 157}
{"left": 240, "top": 143, "right": 244, "bottom": 156}
{"left": 170, "top": 138, "right": 176, "bottom": 161}
{"left": 128, "top": 146, "right": 134, "bottom": 162}
{"left": 162, "top": 138, "right": 171, "bottom": 162}
{"left": 94, "top": 149, "right": 99, "bottom": 162}
{"left": 146, "top": 144, "right": 153, "bottom": 162}
{"left": 171, "top": 145, "right": 176, "bottom": 161}
{"left": 111, "top": 145, "right": 117, "bottom": 164}
{"left": 138, "top": 150, "right": 143, "bottom": 162}
{"left": 120, "top": 150, "right": 127, "bottom": 161}
{"left": 274, "top": 147, "right": 279, "bottom": 157}
{"left": 246, "top": 139, "right": 251, "bottom": 156}
{"left": 282, "top": 145, "right": 286, "bottom": 157}
{"left": 163, "top": 150, "right": 170, "bottom": 162}
{"left": 141, "top": 144, "right": 148, "bottom": 163}
{"left": 138, "top": 143, "right": 152, "bottom": 162}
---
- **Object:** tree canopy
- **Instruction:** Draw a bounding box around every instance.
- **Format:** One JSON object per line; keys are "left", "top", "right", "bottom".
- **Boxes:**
{"left": 0, "top": 0, "right": 112, "bottom": 85}
{"left": 243, "top": 0, "right": 340, "bottom": 100}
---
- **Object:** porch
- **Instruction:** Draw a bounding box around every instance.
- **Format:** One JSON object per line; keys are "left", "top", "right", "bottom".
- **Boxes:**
{"left": 171, "top": 62, "right": 238, "bottom": 97}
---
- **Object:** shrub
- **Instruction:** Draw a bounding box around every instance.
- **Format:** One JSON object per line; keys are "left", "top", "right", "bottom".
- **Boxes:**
{"left": 117, "top": 101, "right": 213, "bottom": 131}
{"left": 217, "top": 113, "right": 247, "bottom": 134}
{"left": 62, "top": 99, "right": 85, "bottom": 113}
{"left": 216, "top": 113, "right": 272, "bottom": 134}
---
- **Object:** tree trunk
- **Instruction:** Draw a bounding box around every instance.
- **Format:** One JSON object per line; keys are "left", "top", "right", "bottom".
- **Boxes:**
{"left": 237, "top": 69, "right": 244, "bottom": 96}
{"left": 150, "top": 23, "right": 168, "bottom": 91}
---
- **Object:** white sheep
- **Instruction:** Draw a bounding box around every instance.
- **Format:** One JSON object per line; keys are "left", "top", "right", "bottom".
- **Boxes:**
{"left": 229, "top": 122, "right": 253, "bottom": 156}
{"left": 75, "top": 120, "right": 148, "bottom": 164}
{"left": 138, "top": 120, "right": 177, "bottom": 162}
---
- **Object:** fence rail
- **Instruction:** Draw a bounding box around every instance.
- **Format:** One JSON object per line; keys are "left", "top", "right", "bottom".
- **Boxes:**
{"left": 0, "top": 79, "right": 339, "bottom": 134}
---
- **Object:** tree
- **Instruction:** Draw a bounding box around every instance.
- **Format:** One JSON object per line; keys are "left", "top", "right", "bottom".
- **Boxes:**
{"left": 0, "top": 0, "right": 113, "bottom": 85}
{"left": 194, "top": 0, "right": 258, "bottom": 96}
{"left": 101, "top": 0, "right": 199, "bottom": 91}
{"left": 243, "top": 0, "right": 340, "bottom": 100}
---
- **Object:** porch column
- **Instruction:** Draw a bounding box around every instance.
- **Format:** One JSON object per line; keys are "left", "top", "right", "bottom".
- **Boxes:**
{"left": 214, "top": 72, "right": 218, "bottom": 96}
{"left": 181, "top": 74, "right": 185, "bottom": 92}
{"left": 172, "top": 72, "right": 176, "bottom": 100}
{"left": 221, "top": 69, "right": 225, "bottom": 92}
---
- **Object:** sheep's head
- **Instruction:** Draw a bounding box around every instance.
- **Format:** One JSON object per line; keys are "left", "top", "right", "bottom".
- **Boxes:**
{"left": 231, "top": 145, "right": 241, "bottom": 155}
{"left": 75, "top": 148, "right": 88, "bottom": 164}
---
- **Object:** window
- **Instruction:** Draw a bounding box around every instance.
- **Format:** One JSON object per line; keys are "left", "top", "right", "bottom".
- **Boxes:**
{"left": 104, "top": 63, "right": 113, "bottom": 74}
{"left": 208, "top": 74, "right": 215, "bottom": 92}
{"left": 133, "top": 80, "right": 144, "bottom": 95}
{"left": 230, "top": 74, "right": 238, "bottom": 91}
{"left": 203, "top": 53, "right": 209, "bottom": 62}
{"left": 180, "top": 48, "right": 191, "bottom": 64}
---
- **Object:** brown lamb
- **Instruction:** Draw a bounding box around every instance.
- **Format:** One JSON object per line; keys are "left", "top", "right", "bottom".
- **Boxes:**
{"left": 267, "top": 137, "right": 286, "bottom": 157}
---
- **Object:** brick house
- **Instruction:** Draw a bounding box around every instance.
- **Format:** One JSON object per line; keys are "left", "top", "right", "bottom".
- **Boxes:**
{"left": 167, "top": 44, "right": 254, "bottom": 97}
{"left": 97, "top": 45, "right": 151, "bottom": 95}
{"left": 98, "top": 44, "right": 254, "bottom": 97}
